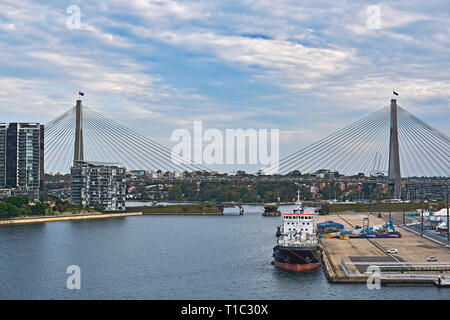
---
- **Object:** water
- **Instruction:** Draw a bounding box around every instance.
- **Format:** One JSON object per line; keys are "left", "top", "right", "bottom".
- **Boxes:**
{"left": 126, "top": 201, "right": 194, "bottom": 207}
{"left": 0, "top": 205, "right": 448, "bottom": 300}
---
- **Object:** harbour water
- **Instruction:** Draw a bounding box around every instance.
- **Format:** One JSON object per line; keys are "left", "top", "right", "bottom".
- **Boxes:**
{"left": 0, "top": 205, "right": 448, "bottom": 300}
{"left": 126, "top": 201, "right": 194, "bottom": 207}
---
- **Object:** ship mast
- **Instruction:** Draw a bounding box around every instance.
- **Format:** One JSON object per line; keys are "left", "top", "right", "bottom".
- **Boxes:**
{"left": 296, "top": 189, "right": 302, "bottom": 206}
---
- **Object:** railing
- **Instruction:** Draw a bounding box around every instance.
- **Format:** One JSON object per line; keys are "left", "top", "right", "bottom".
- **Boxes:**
{"left": 377, "top": 274, "right": 440, "bottom": 281}
{"left": 341, "top": 260, "right": 450, "bottom": 280}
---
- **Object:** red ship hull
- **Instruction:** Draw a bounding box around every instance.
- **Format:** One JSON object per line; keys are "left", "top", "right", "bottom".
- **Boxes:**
{"left": 273, "top": 261, "right": 321, "bottom": 272}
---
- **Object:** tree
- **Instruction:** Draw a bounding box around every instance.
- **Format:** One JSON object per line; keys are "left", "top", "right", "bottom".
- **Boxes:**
{"left": 3, "top": 196, "right": 29, "bottom": 208}
{"left": 29, "top": 203, "right": 48, "bottom": 215}
{"left": 288, "top": 170, "right": 302, "bottom": 177}
{"left": 0, "top": 202, "right": 21, "bottom": 217}
{"left": 93, "top": 203, "right": 104, "bottom": 212}
{"left": 168, "top": 185, "right": 182, "bottom": 200}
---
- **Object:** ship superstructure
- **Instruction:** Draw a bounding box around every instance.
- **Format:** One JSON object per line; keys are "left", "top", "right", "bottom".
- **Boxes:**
{"left": 272, "top": 190, "right": 322, "bottom": 272}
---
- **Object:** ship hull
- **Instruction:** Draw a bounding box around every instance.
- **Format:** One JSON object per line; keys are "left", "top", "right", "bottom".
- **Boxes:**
{"left": 262, "top": 211, "right": 281, "bottom": 217}
{"left": 273, "top": 261, "right": 321, "bottom": 272}
{"left": 273, "top": 245, "right": 322, "bottom": 272}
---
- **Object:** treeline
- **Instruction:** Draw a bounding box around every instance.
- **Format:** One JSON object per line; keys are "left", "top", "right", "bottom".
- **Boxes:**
{"left": 167, "top": 182, "right": 312, "bottom": 202}
{"left": 0, "top": 196, "right": 97, "bottom": 219}
{"left": 326, "top": 202, "right": 433, "bottom": 213}
{"left": 0, "top": 196, "right": 49, "bottom": 218}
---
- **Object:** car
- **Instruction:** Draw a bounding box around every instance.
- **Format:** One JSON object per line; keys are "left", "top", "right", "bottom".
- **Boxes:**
{"left": 427, "top": 257, "right": 438, "bottom": 262}
{"left": 387, "top": 248, "right": 398, "bottom": 254}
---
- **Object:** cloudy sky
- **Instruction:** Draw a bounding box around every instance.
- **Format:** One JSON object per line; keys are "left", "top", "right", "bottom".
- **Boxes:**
{"left": 0, "top": 0, "right": 448, "bottom": 172}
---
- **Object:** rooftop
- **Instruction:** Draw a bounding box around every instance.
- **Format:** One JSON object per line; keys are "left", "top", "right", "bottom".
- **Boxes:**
{"left": 73, "top": 160, "right": 125, "bottom": 168}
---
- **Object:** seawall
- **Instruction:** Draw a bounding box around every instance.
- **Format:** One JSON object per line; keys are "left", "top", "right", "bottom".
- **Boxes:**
{"left": 0, "top": 212, "right": 142, "bottom": 226}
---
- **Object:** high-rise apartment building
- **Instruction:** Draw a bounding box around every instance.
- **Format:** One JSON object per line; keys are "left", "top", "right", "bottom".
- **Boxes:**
{"left": 0, "top": 123, "right": 44, "bottom": 200}
{"left": 71, "top": 161, "right": 126, "bottom": 211}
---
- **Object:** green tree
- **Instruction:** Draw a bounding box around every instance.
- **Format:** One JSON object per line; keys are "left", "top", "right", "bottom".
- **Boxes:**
{"left": 168, "top": 185, "right": 182, "bottom": 200}
{"left": 29, "top": 203, "right": 48, "bottom": 215}
{"left": 94, "top": 203, "right": 104, "bottom": 212}
{"left": 0, "top": 202, "right": 21, "bottom": 217}
{"left": 3, "top": 196, "right": 29, "bottom": 208}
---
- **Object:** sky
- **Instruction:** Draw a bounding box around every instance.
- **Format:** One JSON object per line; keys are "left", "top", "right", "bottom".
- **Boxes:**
{"left": 0, "top": 0, "right": 448, "bottom": 173}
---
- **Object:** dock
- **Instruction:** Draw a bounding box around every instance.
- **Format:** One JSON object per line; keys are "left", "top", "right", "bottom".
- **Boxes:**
{"left": 317, "top": 213, "right": 450, "bottom": 285}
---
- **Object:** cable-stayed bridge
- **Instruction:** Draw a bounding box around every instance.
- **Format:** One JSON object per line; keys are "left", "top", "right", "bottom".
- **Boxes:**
{"left": 45, "top": 100, "right": 210, "bottom": 175}
{"left": 265, "top": 103, "right": 448, "bottom": 178}
{"left": 45, "top": 98, "right": 450, "bottom": 195}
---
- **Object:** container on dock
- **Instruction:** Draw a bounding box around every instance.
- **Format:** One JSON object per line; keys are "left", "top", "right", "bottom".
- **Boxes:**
{"left": 317, "top": 221, "right": 344, "bottom": 234}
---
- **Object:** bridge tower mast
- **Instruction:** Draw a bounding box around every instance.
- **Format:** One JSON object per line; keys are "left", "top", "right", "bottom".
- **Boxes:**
{"left": 73, "top": 99, "right": 84, "bottom": 165}
{"left": 388, "top": 98, "right": 401, "bottom": 199}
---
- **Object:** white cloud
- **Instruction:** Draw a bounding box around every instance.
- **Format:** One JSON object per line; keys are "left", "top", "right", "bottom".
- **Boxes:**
{"left": 0, "top": 23, "right": 16, "bottom": 31}
{"left": 110, "top": 0, "right": 206, "bottom": 20}
{"left": 0, "top": 0, "right": 448, "bottom": 169}
{"left": 130, "top": 28, "right": 357, "bottom": 88}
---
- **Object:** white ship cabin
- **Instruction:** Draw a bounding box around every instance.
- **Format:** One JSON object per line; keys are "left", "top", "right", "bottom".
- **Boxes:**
{"left": 282, "top": 189, "right": 316, "bottom": 235}
{"left": 276, "top": 190, "right": 318, "bottom": 246}
{"left": 282, "top": 213, "right": 315, "bottom": 235}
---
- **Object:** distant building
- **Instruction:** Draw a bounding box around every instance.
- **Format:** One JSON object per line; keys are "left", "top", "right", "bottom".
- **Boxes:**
{"left": 149, "top": 171, "right": 162, "bottom": 179}
{"left": 0, "top": 123, "right": 44, "bottom": 201}
{"left": 164, "top": 171, "right": 175, "bottom": 179}
{"left": 129, "top": 170, "right": 148, "bottom": 177}
{"left": 70, "top": 161, "right": 126, "bottom": 211}
{"left": 173, "top": 171, "right": 183, "bottom": 178}
{"left": 0, "top": 188, "right": 12, "bottom": 200}
{"left": 47, "top": 187, "right": 71, "bottom": 199}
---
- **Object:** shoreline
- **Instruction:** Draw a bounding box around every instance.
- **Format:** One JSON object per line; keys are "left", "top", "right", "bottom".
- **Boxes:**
{"left": 0, "top": 212, "right": 142, "bottom": 226}
{"left": 0, "top": 210, "right": 223, "bottom": 226}
{"left": 140, "top": 212, "right": 221, "bottom": 216}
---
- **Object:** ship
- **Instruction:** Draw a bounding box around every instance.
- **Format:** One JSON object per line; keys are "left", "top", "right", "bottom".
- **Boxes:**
{"left": 272, "top": 190, "right": 322, "bottom": 272}
{"left": 262, "top": 204, "right": 281, "bottom": 216}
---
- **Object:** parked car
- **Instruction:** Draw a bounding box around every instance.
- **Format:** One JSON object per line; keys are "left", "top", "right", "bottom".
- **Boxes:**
{"left": 427, "top": 257, "right": 438, "bottom": 262}
{"left": 387, "top": 248, "right": 398, "bottom": 254}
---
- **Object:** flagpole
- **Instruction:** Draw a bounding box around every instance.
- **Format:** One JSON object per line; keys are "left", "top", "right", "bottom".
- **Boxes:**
{"left": 392, "top": 90, "right": 398, "bottom": 99}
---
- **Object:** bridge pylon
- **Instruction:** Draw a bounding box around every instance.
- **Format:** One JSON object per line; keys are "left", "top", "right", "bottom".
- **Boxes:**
{"left": 73, "top": 99, "right": 84, "bottom": 165}
{"left": 388, "top": 98, "right": 401, "bottom": 199}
